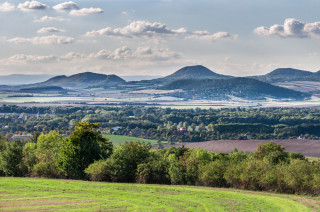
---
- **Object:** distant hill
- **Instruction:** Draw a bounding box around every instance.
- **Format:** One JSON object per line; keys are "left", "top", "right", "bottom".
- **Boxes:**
{"left": 19, "top": 86, "right": 68, "bottom": 94}
{"left": 0, "top": 74, "right": 54, "bottom": 85}
{"left": 123, "top": 65, "right": 232, "bottom": 89}
{"left": 251, "top": 68, "right": 318, "bottom": 83}
{"left": 32, "top": 72, "right": 125, "bottom": 89}
{"left": 163, "top": 65, "right": 231, "bottom": 80}
{"left": 161, "top": 77, "right": 310, "bottom": 100}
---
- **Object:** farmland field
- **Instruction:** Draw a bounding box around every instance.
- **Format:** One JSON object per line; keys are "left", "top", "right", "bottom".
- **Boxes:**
{"left": 183, "top": 139, "right": 320, "bottom": 157}
{"left": 0, "top": 178, "right": 318, "bottom": 211}
{"left": 103, "top": 134, "right": 162, "bottom": 146}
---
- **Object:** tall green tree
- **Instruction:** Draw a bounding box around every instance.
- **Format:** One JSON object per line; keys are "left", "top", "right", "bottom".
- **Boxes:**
{"left": 0, "top": 140, "right": 23, "bottom": 176}
{"left": 57, "top": 122, "right": 112, "bottom": 179}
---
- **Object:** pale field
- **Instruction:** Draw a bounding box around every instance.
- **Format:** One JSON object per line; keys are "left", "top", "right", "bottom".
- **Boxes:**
{"left": 1, "top": 91, "right": 320, "bottom": 108}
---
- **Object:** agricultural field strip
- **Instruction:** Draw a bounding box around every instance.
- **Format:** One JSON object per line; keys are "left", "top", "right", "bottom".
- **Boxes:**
{"left": 0, "top": 178, "right": 313, "bottom": 211}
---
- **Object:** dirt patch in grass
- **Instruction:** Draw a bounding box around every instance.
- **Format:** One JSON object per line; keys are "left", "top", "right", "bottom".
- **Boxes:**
{"left": 183, "top": 139, "right": 320, "bottom": 157}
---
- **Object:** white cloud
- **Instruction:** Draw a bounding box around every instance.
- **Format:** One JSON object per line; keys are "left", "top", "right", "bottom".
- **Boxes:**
{"left": 53, "top": 1, "right": 79, "bottom": 11}
{"left": 37, "top": 27, "right": 65, "bottom": 34}
{"left": 0, "top": 2, "right": 15, "bottom": 12}
{"left": 85, "top": 21, "right": 187, "bottom": 38}
{"left": 88, "top": 46, "right": 180, "bottom": 61}
{"left": 254, "top": 18, "right": 320, "bottom": 38}
{"left": 4, "top": 46, "right": 180, "bottom": 64}
{"left": 186, "top": 31, "right": 235, "bottom": 41}
{"left": 34, "top": 16, "right": 70, "bottom": 22}
{"left": 7, "top": 54, "right": 57, "bottom": 63}
{"left": 85, "top": 20, "right": 234, "bottom": 42}
{"left": 8, "top": 35, "right": 74, "bottom": 45}
{"left": 60, "top": 52, "right": 86, "bottom": 60}
{"left": 88, "top": 46, "right": 132, "bottom": 60}
{"left": 18, "top": 1, "right": 48, "bottom": 12}
{"left": 69, "top": 7, "right": 103, "bottom": 16}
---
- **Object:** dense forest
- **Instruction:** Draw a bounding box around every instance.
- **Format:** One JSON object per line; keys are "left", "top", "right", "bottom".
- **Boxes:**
{"left": 0, "top": 123, "right": 319, "bottom": 196}
{"left": 1, "top": 105, "right": 320, "bottom": 142}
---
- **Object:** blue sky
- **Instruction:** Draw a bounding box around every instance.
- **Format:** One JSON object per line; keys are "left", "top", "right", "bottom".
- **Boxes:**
{"left": 1, "top": 0, "right": 320, "bottom": 77}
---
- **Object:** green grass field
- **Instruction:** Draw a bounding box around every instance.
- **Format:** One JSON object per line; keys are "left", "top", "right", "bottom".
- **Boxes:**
{"left": 0, "top": 178, "right": 319, "bottom": 211}
{"left": 103, "top": 134, "right": 162, "bottom": 146}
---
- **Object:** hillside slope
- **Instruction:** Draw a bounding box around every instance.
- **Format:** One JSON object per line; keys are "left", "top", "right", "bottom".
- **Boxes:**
{"left": 163, "top": 65, "right": 231, "bottom": 80}
{"left": 0, "top": 178, "right": 312, "bottom": 211}
{"left": 29, "top": 72, "right": 125, "bottom": 89}
{"left": 251, "top": 68, "right": 318, "bottom": 83}
{"left": 162, "top": 77, "right": 310, "bottom": 100}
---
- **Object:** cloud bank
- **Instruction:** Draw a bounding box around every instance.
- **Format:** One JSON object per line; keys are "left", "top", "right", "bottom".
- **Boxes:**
{"left": 85, "top": 20, "right": 233, "bottom": 42}
{"left": 4, "top": 46, "right": 180, "bottom": 64}
{"left": 8, "top": 35, "right": 74, "bottom": 45}
{"left": 254, "top": 18, "right": 320, "bottom": 38}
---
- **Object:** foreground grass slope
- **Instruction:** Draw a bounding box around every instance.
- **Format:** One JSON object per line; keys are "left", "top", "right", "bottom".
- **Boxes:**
{"left": 0, "top": 178, "right": 318, "bottom": 211}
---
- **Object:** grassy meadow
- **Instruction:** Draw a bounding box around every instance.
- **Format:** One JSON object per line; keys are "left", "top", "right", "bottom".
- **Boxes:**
{"left": 0, "top": 178, "right": 318, "bottom": 211}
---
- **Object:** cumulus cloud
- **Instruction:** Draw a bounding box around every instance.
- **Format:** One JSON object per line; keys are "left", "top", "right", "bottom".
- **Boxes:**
{"left": 88, "top": 46, "right": 180, "bottom": 61}
{"left": 2, "top": 46, "right": 181, "bottom": 67}
{"left": 7, "top": 54, "right": 57, "bottom": 63}
{"left": 18, "top": 1, "right": 48, "bottom": 11}
{"left": 0, "top": 2, "right": 15, "bottom": 12}
{"left": 53, "top": 1, "right": 79, "bottom": 11}
{"left": 85, "top": 21, "right": 187, "bottom": 38}
{"left": 85, "top": 20, "right": 234, "bottom": 42}
{"left": 8, "top": 35, "right": 74, "bottom": 45}
{"left": 186, "top": 31, "right": 235, "bottom": 41}
{"left": 34, "top": 16, "right": 70, "bottom": 22}
{"left": 69, "top": 7, "right": 103, "bottom": 16}
{"left": 37, "top": 27, "right": 65, "bottom": 34}
{"left": 254, "top": 18, "right": 320, "bottom": 38}
{"left": 60, "top": 52, "right": 86, "bottom": 61}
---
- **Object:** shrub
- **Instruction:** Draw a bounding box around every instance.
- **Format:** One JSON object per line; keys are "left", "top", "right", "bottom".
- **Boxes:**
{"left": 198, "top": 160, "right": 228, "bottom": 187}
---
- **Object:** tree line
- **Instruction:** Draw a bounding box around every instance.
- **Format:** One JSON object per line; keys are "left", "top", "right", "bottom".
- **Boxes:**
{"left": 0, "top": 122, "right": 319, "bottom": 196}
{"left": 2, "top": 105, "right": 320, "bottom": 141}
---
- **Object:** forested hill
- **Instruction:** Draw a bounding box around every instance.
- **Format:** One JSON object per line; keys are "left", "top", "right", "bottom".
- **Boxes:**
{"left": 163, "top": 65, "right": 231, "bottom": 80}
{"left": 162, "top": 77, "right": 310, "bottom": 100}
{"left": 250, "top": 68, "right": 320, "bottom": 83}
{"left": 29, "top": 72, "right": 126, "bottom": 89}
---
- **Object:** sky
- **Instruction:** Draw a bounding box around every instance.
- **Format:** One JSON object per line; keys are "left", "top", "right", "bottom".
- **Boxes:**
{"left": 1, "top": 0, "right": 320, "bottom": 77}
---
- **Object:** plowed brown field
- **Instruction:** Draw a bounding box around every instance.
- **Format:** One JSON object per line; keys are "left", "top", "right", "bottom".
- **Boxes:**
{"left": 183, "top": 139, "right": 320, "bottom": 157}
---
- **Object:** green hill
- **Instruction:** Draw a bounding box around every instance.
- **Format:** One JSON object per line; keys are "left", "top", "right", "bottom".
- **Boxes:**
{"left": 0, "top": 177, "right": 313, "bottom": 211}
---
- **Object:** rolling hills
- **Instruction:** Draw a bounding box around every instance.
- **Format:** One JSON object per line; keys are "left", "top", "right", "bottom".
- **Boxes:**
{"left": 161, "top": 77, "right": 310, "bottom": 100}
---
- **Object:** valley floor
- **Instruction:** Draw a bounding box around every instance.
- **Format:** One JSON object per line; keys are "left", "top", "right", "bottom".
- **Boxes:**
{"left": 0, "top": 178, "right": 318, "bottom": 211}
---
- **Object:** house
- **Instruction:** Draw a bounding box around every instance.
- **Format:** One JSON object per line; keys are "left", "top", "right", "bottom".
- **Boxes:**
{"left": 244, "top": 132, "right": 252, "bottom": 140}
{"left": 179, "top": 127, "right": 189, "bottom": 136}
{"left": 112, "top": 126, "right": 121, "bottom": 131}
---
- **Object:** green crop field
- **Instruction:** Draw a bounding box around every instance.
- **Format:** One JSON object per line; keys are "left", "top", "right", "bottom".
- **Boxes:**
{"left": 0, "top": 178, "right": 318, "bottom": 211}
{"left": 103, "top": 134, "right": 163, "bottom": 146}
